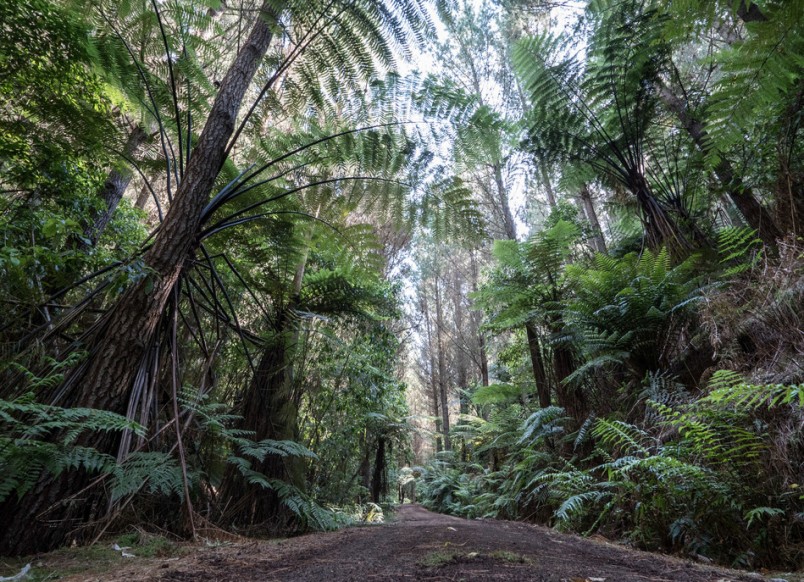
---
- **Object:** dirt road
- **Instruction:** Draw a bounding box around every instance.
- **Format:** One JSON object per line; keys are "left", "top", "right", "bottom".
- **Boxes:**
{"left": 83, "top": 505, "right": 764, "bottom": 581}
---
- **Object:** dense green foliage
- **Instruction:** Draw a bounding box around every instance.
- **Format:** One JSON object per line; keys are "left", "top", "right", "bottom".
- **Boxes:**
{"left": 412, "top": 0, "right": 803, "bottom": 571}
{"left": 0, "top": 0, "right": 802, "bottom": 573}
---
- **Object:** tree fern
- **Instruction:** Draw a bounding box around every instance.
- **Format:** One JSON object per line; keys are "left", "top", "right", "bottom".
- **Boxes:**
{"left": 564, "top": 248, "right": 702, "bottom": 394}
{"left": 513, "top": 1, "right": 707, "bottom": 253}
{"left": 592, "top": 418, "right": 654, "bottom": 458}
{"left": 700, "top": 370, "right": 804, "bottom": 411}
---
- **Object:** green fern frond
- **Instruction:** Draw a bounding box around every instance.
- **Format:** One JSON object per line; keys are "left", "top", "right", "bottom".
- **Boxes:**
{"left": 519, "top": 406, "right": 568, "bottom": 446}
{"left": 717, "top": 227, "right": 763, "bottom": 276}
{"left": 233, "top": 439, "right": 318, "bottom": 463}
{"left": 111, "top": 451, "right": 185, "bottom": 502}
{"left": 555, "top": 490, "right": 612, "bottom": 524}
{"left": 592, "top": 418, "right": 653, "bottom": 457}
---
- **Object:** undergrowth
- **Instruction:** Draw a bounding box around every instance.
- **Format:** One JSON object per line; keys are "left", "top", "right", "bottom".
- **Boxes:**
{"left": 420, "top": 239, "right": 804, "bottom": 570}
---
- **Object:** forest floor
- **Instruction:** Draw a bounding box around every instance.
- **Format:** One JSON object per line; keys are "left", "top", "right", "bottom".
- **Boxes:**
{"left": 5, "top": 505, "right": 800, "bottom": 582}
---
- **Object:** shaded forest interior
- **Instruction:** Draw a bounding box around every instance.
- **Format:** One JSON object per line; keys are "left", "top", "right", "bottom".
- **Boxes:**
{"left": 0, "top": 0, "right": 802, "bottom": 573}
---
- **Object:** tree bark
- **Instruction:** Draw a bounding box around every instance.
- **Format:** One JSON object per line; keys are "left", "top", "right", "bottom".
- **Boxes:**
{"left": 84, "top": 125, "right": 148, "bottom": 245}
{"left": 493, "top": 162, "right": 517, "bottom": 240}
{"left": 525, "top": 323, "right": 551, "bottom": 409}
{"left": 469, "top": 250, "right": 490, "bottom": 389}
{"left": 370, "top": 436, "right": 387, "bottom": 503}
{"left": 451, "top": 268, "right": 470, "bottom": 461}
{"left": 421, "top": 291, "right": 442, "bottom": 452}
{"left": 0, "top": 4, "right": 277, "bottom": 555}
{"left": 434, "top": 277, "right": 451, "bottom": 451}
{"left": 578, "top": 184, "right": 607, "bottom": 254}
{"left": 539, "top": 164, "right": 558, "bottom": 210}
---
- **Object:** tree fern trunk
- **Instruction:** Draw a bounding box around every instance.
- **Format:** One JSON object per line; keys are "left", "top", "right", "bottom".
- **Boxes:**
{"left": 218, "top": 214, "right": 314, "bottom": 530}
{"left": 0, "top": 4, "right": 277, "bottom": 555}
{"left": 217, "top": 319, "right": 305, "bottom": 530}
{"left": 526, "top": 322, "right": 551, "bottom": 409}
{"left": 549, "top": 315, "right": 587, "bottom": 429}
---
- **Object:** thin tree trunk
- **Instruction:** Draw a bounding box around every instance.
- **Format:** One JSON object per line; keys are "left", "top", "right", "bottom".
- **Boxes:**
{"left": 359, "top": 435, "right": 372, "bottom": 494}
{"left": 469, "top": 250, "right": 490, "bottom": 389}
{"left": 539, "top": 165, "right": 558, "bottom": 210}
{"left": 0, "top": 4, "right": 278, "bottom": 555}
{"left": 84, "top": 126, "right": 148, "bottom": 245}
{"left": 451, "top": 268, "right": 470, "bottom": 461}
{"left": 578, "top": 184, "right": 607, "bottom": 254}
{"left": 134, "top": 182, "right": 151, "bottom": 210}
{"left": 493, "top": 162, "right": 517, "bottom": 240}
{"left": 434, "top": 278, "right": 451, "bottom": 451}
{"left": 421, "top": 292, "right": 442, "bottom": 452}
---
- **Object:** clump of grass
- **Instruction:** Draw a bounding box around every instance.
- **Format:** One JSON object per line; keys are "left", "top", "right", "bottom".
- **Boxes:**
{"left": 418, "top": 550, "right": 533, "bottom": 568}
{"left": 490, "top": 550, "right": 532, "bottom": 564}
{"left": 418, "top": 550, "right": 462, "bottom": 568}
{"left": 116, "top": 530, "right": 180, "bottom": 558}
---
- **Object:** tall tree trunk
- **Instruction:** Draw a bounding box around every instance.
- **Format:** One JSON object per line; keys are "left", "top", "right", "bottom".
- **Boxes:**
{"left": 421, "top": 292, "right": 442, "bottom": 452}
{"left": 539, "top": 164, "right": 558, "bottom": 210}
{"left": 578, "top": 184, "right": 607, "bottom": 254}
{"left": 359, "top": 435, "right": 372, "bottom": 494}
{"left": 657, "top": 82, "right": 782, "bottom": 246}
{"left": 469, "top": 250, "right": 490, "bottom": 389}
{"left": 493, "top": 162, "right": 517, "bottom": 240}
{"left": 134, "top": 182, "right": 152, "bottom": 210}
{"left": 0, "top": 4, "right": 277, "bottom": 555}
{"left": 84, "top": 125, "right": 148, "bottom": 245}
{"left": 434, "top": 278, "right": 451, "bottom": 451}
{"left": 451, "top": 268, "right": 470, "bottom": 461}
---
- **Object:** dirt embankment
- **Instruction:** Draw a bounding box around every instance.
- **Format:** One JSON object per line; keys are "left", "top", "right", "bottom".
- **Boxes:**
{"left": 47, "top": 504, "right": 777, "bottom": 581}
